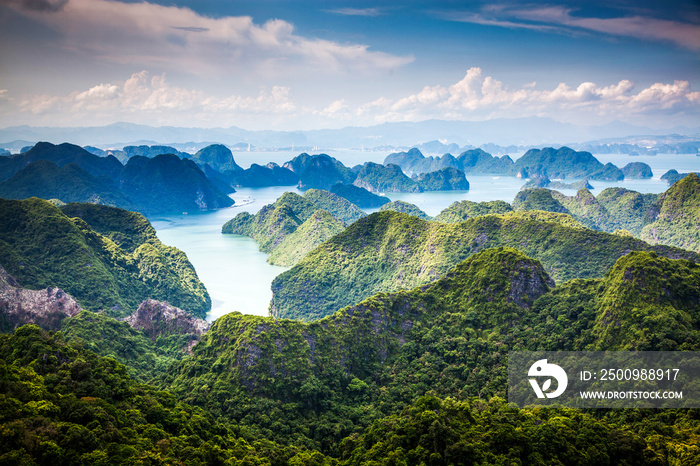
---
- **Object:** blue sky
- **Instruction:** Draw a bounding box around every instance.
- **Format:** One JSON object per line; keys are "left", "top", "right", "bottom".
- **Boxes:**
{"left": 0, "top": 0, "right": 698, "bottom": 130}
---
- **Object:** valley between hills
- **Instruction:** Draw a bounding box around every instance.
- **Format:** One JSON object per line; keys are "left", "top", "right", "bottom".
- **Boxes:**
{"left": 0, "top": 141, "right": 699, "bottom": 464}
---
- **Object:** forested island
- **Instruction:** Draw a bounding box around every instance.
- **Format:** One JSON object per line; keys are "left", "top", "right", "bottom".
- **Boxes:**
{"left": 0, "top": 141, "right": 699, "bottom": 464}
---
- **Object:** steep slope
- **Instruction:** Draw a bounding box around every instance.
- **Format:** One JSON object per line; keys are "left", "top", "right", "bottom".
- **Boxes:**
{"left": 222, "top": 190, "right": 363, "bottom": 265}
{"left": 596, "top": 187, "right": 658, "bottom": 235}
{"left": 0, "top": 264, "right": 81, "bottom": 332}
{"left": 593, "top": 251, "right": 700, "bottom": 350}
{"left": 660, "top": 169, "right": 697, "bottom": 185}
{"left": 384, "top": 147, "right": 514, "bottom": 175}
{"left": 641, "top": 173, "right": 700, "bottom": 252}
{"left": 353, "top": 162, "right": 421, "bottom": 193}
{"left": 433, "top": 200, "right": 513, "bottom": 223}
{"left": 189, "top": 143, "right": 242, "bottom": 172}
{"left": 512, "top": 188, "right": 569, "bottom": 213}
{"left": 516, "top": 187, "right": 658, "bottom": 235}
{"left": 514, "top": 146, "right": 623, "bottom": 180}
{"left": 551, "top": 188, "right": 611, "bottom": 230}
{"left": 0, "top": 199, "right": 210, "bottom": 318}
{"left": 169, "top": 248, "right": 556, "bottom": 448}
{"left": 222, "top": 192, "right": 316, "bottom": 252}
{"left": 455, "top": 148, "right": 515, "bottom": 174}
{"left": 302, "top": 189, "right": 366, "bottom": 224}
{"left": 270, "top": 210, "right": 698, "bottom": 321}
{"left": 168, "top": 248, "right": 700, "bottom": 455}
{"left": 284, "top": 153, "right": 356, "bottom": 190}
{"left": 621, "top": 161, "right": 653, "bottom": 179}
{"left": 378, "top": 200, "right": 431, "bottom": 220}
{"left": 0, "top": 142, "right": 234, "bottom": 216}
{"left": 229, "top": 162, "right": 299, "bottom": 187}
{"left": 329, "top": 182, "right": 390, "bottom": 208}
{"left": 415, "top": 166, "right": 470, "bottom": 190}
{"left": 61, "top": 300, "right": 209, "bottom": 382}
{"left": 0, "top": 141, "right": 123, "bottom": 181}
{"left": 384, "top": 148, "right": 463, "bottom": 175}
{"left": 267, "top": 210, "right": 346, "bottom": 266}
{"left": 0, "top": 160, "right": 130, "bottom": 208}
{"left": 120, "top": 154, "right": 234, "bottom": 215}
{"left": 0, "top": 325, "right": 321, "bottom": 464}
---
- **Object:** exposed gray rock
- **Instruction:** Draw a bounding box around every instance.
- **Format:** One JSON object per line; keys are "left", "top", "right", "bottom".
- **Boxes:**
{"left": 124, "top": 299, "right": 209, "bottom": 341}
{"left": 0, "top": 265, "right": 81, "bottom": 330}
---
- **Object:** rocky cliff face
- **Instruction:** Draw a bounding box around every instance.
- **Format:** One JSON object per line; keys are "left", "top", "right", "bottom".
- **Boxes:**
{"left": 124, "top": 299, "right": 209, "bottom": 351}
{"left": 0, "top": 265, "right": 81, "bottom": 331}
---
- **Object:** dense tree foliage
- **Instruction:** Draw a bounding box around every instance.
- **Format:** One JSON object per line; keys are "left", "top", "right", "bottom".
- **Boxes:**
{"left": 0, "top": 199, "right": 210, "bottom": 318}
{"left": 267, "top": 211, "right": 346, "bottom": 266}
{"left": 378, "top": 201, "right": 431, "bottom": 220}
{"left": 354, "top": 162, "right": 422, "bottom": 193}
{"left": 189, "top": 144, "right": 243, "bottom": 173}
{"left": 514, "top": 147, "right": 624, "bottom": 180}
{"left": 433, "top": 200, "right": 512, "bottom": 223}
{"left": 0, "top": 325, "right": 331, "bottom": 465}
{"left": 621, "top": 161, "right": 653, "bottom": 179}
{"left": 329, "top": 183, "right": 390, "bottom": 208}
{"left": 222, "top": 190, "right": 363, "bottom": 266}
{"left": 414, "top": 167, "right": 470, "bottom": 191}
{"left": 384, "top": 148, "right": 513, "bottom": 176}
{"left": 641, "top": 173, "right": 700, "bottom": 252}
{"left": 166, "top": 248, "right": 700, "bottom": 459}
{"left": 270, "top": 210, "right": 697, "bottom": 321}
{"left": 0, "top": 143, "right": 233, "bottom": 216}
{"left": 283, "top": 154, "right": 356, "bottom": 190}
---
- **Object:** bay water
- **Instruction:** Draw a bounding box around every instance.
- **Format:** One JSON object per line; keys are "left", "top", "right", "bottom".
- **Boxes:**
{"left": 153, "top": 151, "right": 699, "bottom": 321}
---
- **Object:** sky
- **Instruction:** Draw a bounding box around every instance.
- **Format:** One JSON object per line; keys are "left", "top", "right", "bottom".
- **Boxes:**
{"left": 0, "top": 0, "right": 698, "bottom": 131}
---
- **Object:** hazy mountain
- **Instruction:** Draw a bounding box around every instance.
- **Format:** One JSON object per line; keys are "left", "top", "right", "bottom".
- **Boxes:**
{"left": 3, "top": 118, "right": 698, "bottom": 149}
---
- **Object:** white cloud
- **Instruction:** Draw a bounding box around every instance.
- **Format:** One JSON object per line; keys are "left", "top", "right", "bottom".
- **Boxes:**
{"left": 2, "top": 69, "right": 698, "bottom": 129}
{"left": 5, "top": 71, "right": 301, "bottom": 127}
{"left": 512, "top": 6, "right": 700, "bottom": 51}
{"left": 439, "top": 5, "right": 700, "bottom": 50}
{"left": 6, "top": 0, "right": 413, "bottom": 76}
{"left": 352, "top": 68, "right": 700, "bottom": 125}
{"left": 324, "top": 8, "right": 385, "bottom": 17}
{"left": 319, "top": 99, "right": 351, "bottom": 119}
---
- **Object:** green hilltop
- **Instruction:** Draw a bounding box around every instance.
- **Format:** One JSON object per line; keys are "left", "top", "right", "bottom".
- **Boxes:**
{"left": 378, "top": 200, "right": 431, "bottom": 220}
{"left": 0, "top": 143, "right": 234, "bottom": 216}
{"left": 414, "top": 166, "right": 470, "bottom": 191}
{"left": 353, "top": 162, "right": 421, "bottom": 193}
{"left": 267, "top": 210, "right": 346, "bottom": 267}
{"left": 284, "top": 153, "right": 356, "bottom": 190}
{"left": 0, "top": 199, "right": 210, "bottom": 318}
{"left": 166, "top": 247, "right": 700, "bottom": 456}
{"left": 511, "top": 175, "right": 700, "bottom": 253}
{"left": 433, "top": 199, "right": 513, "bottom": 223}
{"left": 0, "top": 324, "right": 326, "bottom": 464}
{"left": 641, "top": 173, "right": 700, "bottom": 253}
{"left": 270, "top": 210, "right": 698, "bottom": 321}
{"left": 222, "top": 190, "right": 364, "bottom": 266}
{"left": 330, "top": 182, "right": 391, "bottom": 208}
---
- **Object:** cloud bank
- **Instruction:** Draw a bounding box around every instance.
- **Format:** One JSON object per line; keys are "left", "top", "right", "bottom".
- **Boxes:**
{"left": 4, "top": 0, "right": 413, "bottom": 76}
{"left": 2, "top": 68, "right": 698, "bottom": 129}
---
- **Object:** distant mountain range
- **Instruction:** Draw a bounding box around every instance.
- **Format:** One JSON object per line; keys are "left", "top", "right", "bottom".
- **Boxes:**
{"left": 1, "top": 118, "right": 698, "bottom": 151}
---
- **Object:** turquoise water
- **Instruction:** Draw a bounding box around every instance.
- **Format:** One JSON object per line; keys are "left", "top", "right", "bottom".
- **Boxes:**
{"left": 153, "top": 152, "right": 699, "bottom": 320}
{"left": 152, "top": 186, "right": 300, "bottom": 321}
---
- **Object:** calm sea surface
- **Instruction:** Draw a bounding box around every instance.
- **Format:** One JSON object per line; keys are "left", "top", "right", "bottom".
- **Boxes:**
{"left": 154, "top": 151, "right": 700, "bottom": 321}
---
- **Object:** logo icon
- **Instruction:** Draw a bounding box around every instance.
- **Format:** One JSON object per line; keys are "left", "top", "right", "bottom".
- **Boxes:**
{"left": 528, "top": 359, "right": 568, "bottom": 398}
